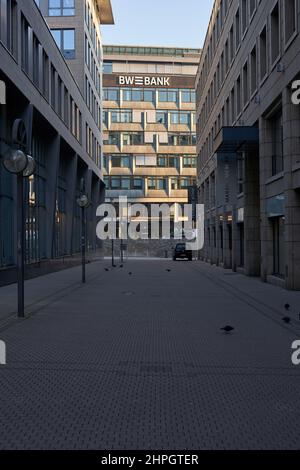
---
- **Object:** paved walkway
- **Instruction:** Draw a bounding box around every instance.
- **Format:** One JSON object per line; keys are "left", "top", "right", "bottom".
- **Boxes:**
{"left": 0, "top": 260, "right": 300, "bottom": 449}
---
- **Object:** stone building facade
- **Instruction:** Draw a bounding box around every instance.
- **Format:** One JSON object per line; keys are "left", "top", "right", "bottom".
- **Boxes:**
{"left": 196, "top": 0, "right": 300, "bottom": 289}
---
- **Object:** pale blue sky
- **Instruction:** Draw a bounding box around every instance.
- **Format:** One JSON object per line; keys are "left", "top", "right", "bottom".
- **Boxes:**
{"left": 102, "top": 0, "right": 215, "bottom": 49}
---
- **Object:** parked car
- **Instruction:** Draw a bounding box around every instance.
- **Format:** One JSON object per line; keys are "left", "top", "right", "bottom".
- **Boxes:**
{"left": 173, "top": 243, "right": 193, "bottom": 261}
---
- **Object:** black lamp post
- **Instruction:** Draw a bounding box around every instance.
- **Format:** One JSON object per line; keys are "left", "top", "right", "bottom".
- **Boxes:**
{"left": 2, "top": 120, "right": 36, "bottom": 317}
{"left": 76, "top": 179, "right": 90, "bottom": 283}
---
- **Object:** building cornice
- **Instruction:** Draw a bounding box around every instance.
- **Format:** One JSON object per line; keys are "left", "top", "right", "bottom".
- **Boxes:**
{"left": 97, "top": 0, "right": 114, "bottom": 25}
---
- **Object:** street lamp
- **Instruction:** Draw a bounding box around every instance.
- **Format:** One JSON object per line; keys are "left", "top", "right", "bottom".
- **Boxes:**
{"left": 76, "top": 180, "right": 90, "bottom": 283}
{"left": 1, "top": 133, "right": 36, "bottom": 317}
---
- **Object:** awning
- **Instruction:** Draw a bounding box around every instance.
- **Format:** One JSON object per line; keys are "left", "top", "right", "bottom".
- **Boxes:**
{"left": 214, "top": 126, "right": 259, "bottom": 154}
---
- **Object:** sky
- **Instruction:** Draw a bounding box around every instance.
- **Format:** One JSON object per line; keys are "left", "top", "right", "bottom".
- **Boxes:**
{"left": 102, "top": 0, "right": 215, "bottom": 49}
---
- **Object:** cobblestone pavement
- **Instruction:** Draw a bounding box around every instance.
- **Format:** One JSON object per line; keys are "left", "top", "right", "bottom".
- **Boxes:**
{"left": 0, "top": 260, "right": 300, "bottom": 450}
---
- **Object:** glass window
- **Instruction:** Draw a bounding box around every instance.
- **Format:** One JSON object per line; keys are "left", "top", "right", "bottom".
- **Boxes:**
{"left": 156, "top": 111, "right": 167, "bottom": 124}
{"left": 51, "top": 29, "right": 75, "bottom": 58}
{"left": 158, "top": 89, "right": 178, "bottom": 102}
{"left": 49, "top": 0, "right": 75, "bottom": 16}
{"left": 157, "top": 156, "right": 167, "bottom": 167}
{"left": 103, "top": 62, "right": 112, "bottom": 74}
{"left": 147, "top": 178, "right": 166, "bottom": 190}
{"left": 123, "top": 133, "right": 143, "bottom": 146}
{"left": 170, "top": 112, "right": 190, "bottom": 124}
{"left": 131, "top": 89, "right": 142, "bottom": 101}
{"left": 63, "top": 29, "right": 75, "bottom": 51}
{"left": 111, "top": 177, "right": 121, "bottom": 189}
{"left": 122, "top": 88, "right": 154, "bottom": 102}
{"left": 111, "top": 110, "right": 132, "bottom": 123}
{"left": 104, "top": 88, "right": 119, "bottom": 101}
{"left": 144, "top": 89, "right": 155, "bottom": 102}
{"left": 121, "top": 178, "right": 131, "bottom": 190}
{"left": 171, "top": 178, "right": 179, "bottom": 190}
{"left": 51, "top": 29, "right": 61, "bottom": 48}
{"left": 183, "top": 156, "right": 196, "bottom": 167}
{"left": 181, "top": 90, "right": 196, "bottom": 102}
{"left": 122, "top": 89, "right": 131, "bottom": 101}
{"left": 106, "top": 132, "right": 119, "bottom": 146}
{"left": 133, "top": 178, "right": 143, "bottom": 189}
{"left": 111, "top": 155, "right": 130, "bottom": 168}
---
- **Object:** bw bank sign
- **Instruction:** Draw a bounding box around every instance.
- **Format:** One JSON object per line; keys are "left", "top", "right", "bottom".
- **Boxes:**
{"left": 118, "top": 75, "right": 170, "bottom": 87}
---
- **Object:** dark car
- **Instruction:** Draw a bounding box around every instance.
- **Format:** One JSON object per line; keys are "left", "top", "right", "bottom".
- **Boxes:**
{"left": 173, "top": 243, "right": 193, "bottom": 261}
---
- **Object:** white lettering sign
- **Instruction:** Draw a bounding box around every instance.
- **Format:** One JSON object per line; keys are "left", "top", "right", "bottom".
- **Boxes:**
{"left": 118, "top": 76, "right": 170, "bottom": 87}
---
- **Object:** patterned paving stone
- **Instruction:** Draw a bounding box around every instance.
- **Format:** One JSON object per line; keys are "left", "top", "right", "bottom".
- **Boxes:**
{"left": 0, "top": 260, "right": 300, "bottom": 449}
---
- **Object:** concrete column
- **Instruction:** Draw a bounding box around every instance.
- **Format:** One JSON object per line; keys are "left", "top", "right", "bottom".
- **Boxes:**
{"left": 282, "top": 86, "right": 300, "bottom": 289}
{"left": 244, "top": 149, "right": 260, "bottom": 276}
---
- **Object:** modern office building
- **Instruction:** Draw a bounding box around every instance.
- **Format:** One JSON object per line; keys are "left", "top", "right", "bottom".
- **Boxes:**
{"left": 196, "top": 0, "right": 300, "bottom": 289}
{"left": 0, "top": 0, "right": 113, "bottom": 283}
{"left": 103, "top": 45, "right": 200, "bottom": 253}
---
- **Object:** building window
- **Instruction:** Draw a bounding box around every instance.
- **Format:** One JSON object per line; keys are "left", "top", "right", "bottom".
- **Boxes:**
{"left": 136, "top": 155, "right": 157, "bottom": 167}
{"left": 51, "top": 29, "right": 75, "bottom": 59}
{"left": 157, "top": 155, "right": 180, "bottom": 169}
{"left": 180, "top": 177, "right": 195, "bottom": 189}
{"left": 103, "top": 88, "right": 119, "bottom": 101}
{"left": 133, "top": 178, "right": 143, "bottom": 190}
{"left": 259, "top": 25, "right": 267, "bottom": 80}
{"left": 156, "top": 111, "right": 168, "bottom": 125}
{"left": 158, "top": 89, "right": 178, "bottom": 102}
{"left": 105, "top": 132, "right": 119, "bottom": 146}
{"left": 170, "top": 111, "right": 190, "bottom": 125}
{"left": 111, "top": 155, "right": 131, "bottom": 168}
{"left": 123, "top": 132, "right": 143, "bottom": 146}
{"left": 241, "top": 0, "right": 248, "bottom": 35}
{"left": 250, "top": 45, "right": 257, "bottom": 95}
{"left": 148, "top": 178, "right": 167, "bottom": 191}
{"left": 122, "top": 88, "right": 154, "bottom": 102}
{"left": 165, "top": 134, "right": 196, "bottom": 146}
{"left": 243, "top": 61, "right": 249, "bottom": 106}
{"left": 236, "top": 75, "right": 241, "bottom": 116}
{"left": 270, "top": 2, "right": 280, "bottom": 65}
{"left": 284, "top": 0, "right": 297, "bottom": 44}
{"left": 235, "top": 8, "right": 240, "bottom": 50}
{"left": 111, "top": 110, "right": 132, "bottom": 123}
{"left": 181, "top": 90, "right": 196, "bottom": 102}
{"left": 103, "top": 62, "right": 112, "bottom": 74}
{"left": 1, "top": 0, "right": 18, "bottom": 57}
{"left": 49, "top": 0, "right": 75, "bottom": 16}
{"left": 237, "top": 152, "right": 244, "bottom": 194}
{"left": 110, "top": 177, "right": 131, "bottom": 190}
{"left": 272, "top": 216, "right": 285, "bottom": 277}
{"left": 270, "top": 111, "right": 283, "bottom": 175}
{"left": 183, "top": 156, "right": 196, "bottom": 168}
{"left": 249, "top": 0, "right": 256, "bottom": 19}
